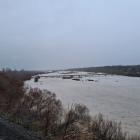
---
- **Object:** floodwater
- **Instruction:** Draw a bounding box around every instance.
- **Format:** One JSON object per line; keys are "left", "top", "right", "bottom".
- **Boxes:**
{"left": 25, "top": 71, "right": 140, "bottom": 134}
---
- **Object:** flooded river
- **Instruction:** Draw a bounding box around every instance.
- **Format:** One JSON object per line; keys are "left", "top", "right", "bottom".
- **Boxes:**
{"left": 25, "top": 71, "right": 140, "bottom": 134}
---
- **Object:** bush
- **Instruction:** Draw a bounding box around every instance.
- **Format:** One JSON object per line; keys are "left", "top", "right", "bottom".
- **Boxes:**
{"left": 91, "top": 113, "right": 127, "bottom": 140}
{"left": 0, "top": 73, "right": 24, "bottom": 112}
{"left": 12, "top": 88, "right": 63, "bottom": 137}
{"left": 61, "top": 104, "right": 91, "bottom": 140}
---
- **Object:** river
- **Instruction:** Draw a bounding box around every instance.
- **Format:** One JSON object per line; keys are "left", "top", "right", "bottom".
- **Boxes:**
{"left": 25, "top": 71, "right": 140, "bottom": 134}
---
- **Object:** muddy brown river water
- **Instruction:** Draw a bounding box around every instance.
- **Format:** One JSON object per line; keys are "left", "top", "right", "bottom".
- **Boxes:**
{"left": 25, "top": 72, "right": 140, "bottom": 134}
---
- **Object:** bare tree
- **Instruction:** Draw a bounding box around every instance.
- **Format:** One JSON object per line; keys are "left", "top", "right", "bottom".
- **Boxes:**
{"left": 91, "top": 113, "right": 127, "bottom": 140}
{"left": 62, "top": 104, "right": 91, "bottom": 140}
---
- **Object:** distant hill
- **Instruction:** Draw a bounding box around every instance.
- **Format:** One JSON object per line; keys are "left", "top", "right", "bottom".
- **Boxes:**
{"left": 68, "top": 65, "right": 140, "bottom": 77}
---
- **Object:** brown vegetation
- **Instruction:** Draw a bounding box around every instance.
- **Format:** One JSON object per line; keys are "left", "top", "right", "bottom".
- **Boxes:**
{"left": 0, "top": 70, "right": 140, "bottom": 140}
{"left": 0, "top": 72, "right": 24, "bottom": 112}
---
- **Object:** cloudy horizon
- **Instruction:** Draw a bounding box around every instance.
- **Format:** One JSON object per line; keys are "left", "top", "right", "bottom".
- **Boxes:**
{"left": 0, "top": 0, "right": 140, "bottom": 70}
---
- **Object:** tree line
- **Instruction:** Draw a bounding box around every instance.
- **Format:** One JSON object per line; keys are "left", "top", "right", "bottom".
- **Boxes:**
{"left": 69, "top": 65, "right": 140, "bottom": 77}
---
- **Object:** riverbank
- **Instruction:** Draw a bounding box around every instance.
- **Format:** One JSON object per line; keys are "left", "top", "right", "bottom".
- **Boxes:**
{"left": 25, "top": 71, "right": 140, "bottom": 134}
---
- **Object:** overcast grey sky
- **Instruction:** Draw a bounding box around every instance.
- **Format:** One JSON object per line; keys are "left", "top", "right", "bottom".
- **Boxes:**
{"left": 0, "top": 0, "right": 140, "bottom": 70}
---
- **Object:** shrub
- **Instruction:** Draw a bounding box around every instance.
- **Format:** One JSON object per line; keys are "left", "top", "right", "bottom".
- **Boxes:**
{"left": 91, "top": 113, "right": 127, "bottom": 140}
{"left": 12, "top": 88, "right": 63, "bottom": 137}
{"left": 61, "top": 104, "right": 91, "bottom": 140}
{"left": 0, "top": 73, "right": 24, "bottom": 112}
